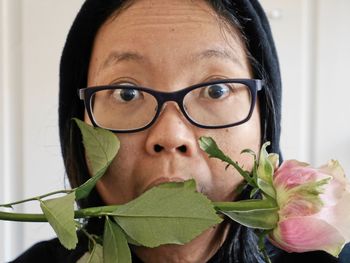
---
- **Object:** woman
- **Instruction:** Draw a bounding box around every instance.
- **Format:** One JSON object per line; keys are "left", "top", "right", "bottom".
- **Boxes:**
{"left": 12, "top": 0, "right": 347, "bottom": 262}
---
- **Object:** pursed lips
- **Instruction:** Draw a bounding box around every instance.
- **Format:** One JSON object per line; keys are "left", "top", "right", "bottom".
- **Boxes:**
{"left": 143, "top": 176, "right": 188, "bottom": 193}
{"left": 142, "top": 175, "right": 208, "bottom": 197}
{"left": 134, "top": 157, "right": 210, "bottom": 197}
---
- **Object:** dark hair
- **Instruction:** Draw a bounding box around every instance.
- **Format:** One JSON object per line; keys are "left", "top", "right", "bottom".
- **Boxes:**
{"left": 59, "top": 0, "right": 282, "bottom": 262}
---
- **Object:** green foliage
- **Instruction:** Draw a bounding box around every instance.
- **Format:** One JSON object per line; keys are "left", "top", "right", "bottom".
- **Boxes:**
{"left": 40, "top": 192, "right": 78, "bottom": 249}
{"left": 199, "top": 137, "right": 278, "bottom": 201}
{"left": 77, "top": 243, "right": 103, "bottom": 263}
{"left": 0, "top": 125, "right": 286, "bottom": 263}
{"left": 214, "top": 198, "right": 277, "bottom": 211}
{"left": 199, "top": 138, "right": 280, "bottom": 262}
{"left": 104, "top": 217, "right": 131, "bottom": 263}
{"left": 75, "top": 168, "right": 107, "bottom": 201}
{"left": 200, "top": 137, "right": 280, "bottom": 230}
{"left": 222, "top": 207, "right": 278, "bottom": 230}
{"left": 113, "top": 180, "right": 222, "bottom": 248}
{"left": 73, "top": 118, "right": 120, "bottom": 200}
{"left": 198, "top": 136, "right": 254, "bottom": 186}
{"left": 257, "top": 142, "right": 276, "bottom": 198}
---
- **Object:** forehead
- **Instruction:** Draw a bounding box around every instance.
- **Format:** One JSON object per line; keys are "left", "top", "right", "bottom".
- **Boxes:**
{"left": 89, "top": 0, "right": 250, "bottom": 82}
{"left": 100, "top": 0, "right": 231, "bottom": 37}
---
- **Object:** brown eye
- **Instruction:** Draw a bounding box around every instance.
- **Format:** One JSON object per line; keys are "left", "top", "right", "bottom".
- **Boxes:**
{"left": 119, "top": 88, "right": 140, "bottom": 101}
{"left": 202, "top": 84, "right": 231, "bottom": 99}
{"left": 111, "top": 84, "right": 143, "bottom": 103}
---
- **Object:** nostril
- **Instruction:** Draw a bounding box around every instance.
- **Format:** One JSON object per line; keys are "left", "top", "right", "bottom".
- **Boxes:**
{"left": 177, "top": 145, "right": 187, "bottom": 153}
{"left": 154, "top": 144, "right": 164, "bottom": 153}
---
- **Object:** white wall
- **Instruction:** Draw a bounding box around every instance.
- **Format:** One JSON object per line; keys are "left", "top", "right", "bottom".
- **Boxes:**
{"left": 261, "top": 0, "right": 350, "bottom": 172}
{"left": 0, "top": 0, "right": 84, "bottom": 261}
{"left": 314, "top": 0, "right": 350, "bottom": 171}
{"left": 0, "top": 0, "right": 349, "bottom": 262}
{"left": 262, "top": 0, "right": 315, "bottom": 162}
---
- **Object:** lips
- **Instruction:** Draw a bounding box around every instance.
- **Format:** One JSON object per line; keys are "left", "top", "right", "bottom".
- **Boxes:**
{"left": 143, "top": 176, "right": 187, "bottom": 193}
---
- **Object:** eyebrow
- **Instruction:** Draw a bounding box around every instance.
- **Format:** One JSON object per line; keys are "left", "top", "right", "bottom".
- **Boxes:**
{"left": 193, "top": 48, "right": 244, "bottom": 68}
{"left": 101, "top": 51, "right": 146, "bottom": 70}
{"left": 100, "top": 48, "right": 244, "bottom": 71}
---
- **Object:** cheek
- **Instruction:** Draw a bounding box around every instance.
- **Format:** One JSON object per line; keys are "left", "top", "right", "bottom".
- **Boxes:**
{"left": 199, "top": 108, "right": 261, "bottom": 201}
{"left": 201, "top": 159, "right": 244, "bottom": 202}
{"left": 95, "top": 134, "right": 145, "bottom": 204}
{"left": 219, "top": 105, "right": 261, "bottom": 156}
{"left": 95, "top": 108, "right": 261, "bottom": 204}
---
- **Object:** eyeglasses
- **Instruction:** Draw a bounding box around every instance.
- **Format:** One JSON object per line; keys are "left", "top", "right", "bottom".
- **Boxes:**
{"left": 79, "top": 78, "right": 263, "bottom": 133}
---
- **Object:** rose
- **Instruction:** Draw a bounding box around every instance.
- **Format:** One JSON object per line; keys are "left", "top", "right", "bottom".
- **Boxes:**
{"left": 198, "top": 137, "right": 350, "bottom": 261}
{"left": 269, "top": 159, "right": 350, "bottom": 257}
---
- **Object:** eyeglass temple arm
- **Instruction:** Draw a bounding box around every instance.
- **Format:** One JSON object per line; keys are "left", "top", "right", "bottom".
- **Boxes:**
{"left": 257, "top": 79, "right": 265, "bottom": 91}
{"left": 78, "top": 88, "right": 86, "bottom": 100}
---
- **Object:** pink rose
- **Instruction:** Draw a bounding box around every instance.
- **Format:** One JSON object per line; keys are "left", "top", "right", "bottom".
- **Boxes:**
{"left": 199, "top": 137, "right": 350, "bottom": 258}
{"left": 269, "top": 159, "right": 350, "bottom": 256}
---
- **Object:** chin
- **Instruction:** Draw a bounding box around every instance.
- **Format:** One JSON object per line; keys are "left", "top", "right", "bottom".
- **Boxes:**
{"left": 133, "top": 221, "right": 230, "bottom": 263}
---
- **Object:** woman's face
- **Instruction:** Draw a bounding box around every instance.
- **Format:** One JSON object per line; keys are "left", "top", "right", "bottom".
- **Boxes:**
{"left": 86, "top": 0, "right": 261, "bottom": 261}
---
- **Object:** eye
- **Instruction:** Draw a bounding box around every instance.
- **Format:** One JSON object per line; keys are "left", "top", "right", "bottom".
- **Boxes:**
{"left": 202, "top": 83, "right": 231, "bottom": 100}
{"left": 112, "top": 85, "right": 143, "bottom": 102}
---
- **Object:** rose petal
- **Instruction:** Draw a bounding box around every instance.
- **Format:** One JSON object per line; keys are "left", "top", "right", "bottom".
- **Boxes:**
{"left": 274, "top": 160, "right": 309, "bottom": 187}
{"left": 274, "top": 160, "right": 329, "bottom": 190}
{"left": 316, "top": 192, "right": 350, "bottom": 241}
{"left": 320, "top": 176, "right": 347, "bottom": 206}
{"left": 319, "top": 160, "right": 346, "bottom": 183}
{"left": 279, "top": 197, "right": 321, "bottom": 218}
{"left": 319, "top": 161, "right": 349, "bottom": 205}
{"left": 269, "top": 216, "right": 345, "bottom": 256}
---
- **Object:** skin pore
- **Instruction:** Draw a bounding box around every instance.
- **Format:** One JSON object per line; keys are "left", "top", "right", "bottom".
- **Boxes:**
{"left": 85, "top": 0, "right": 261, "bottom": 262}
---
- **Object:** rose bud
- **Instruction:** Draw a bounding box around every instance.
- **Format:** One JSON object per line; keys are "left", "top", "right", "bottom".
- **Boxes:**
{"left": 269, "top": 159, "right": 350, "bottom": 257}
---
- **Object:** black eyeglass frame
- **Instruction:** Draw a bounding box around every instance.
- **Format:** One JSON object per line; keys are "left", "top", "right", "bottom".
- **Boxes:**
{"left": 79, "top": 78, "right": 264, "bottom": 133}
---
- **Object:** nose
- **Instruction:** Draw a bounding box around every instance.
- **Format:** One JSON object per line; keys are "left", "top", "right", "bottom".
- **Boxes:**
{"left": 145, "top": 103, "right": 197, "bottom": 156}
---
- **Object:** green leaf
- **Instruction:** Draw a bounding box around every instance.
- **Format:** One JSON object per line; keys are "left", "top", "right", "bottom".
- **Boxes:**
{"left": 104, "top": 217, "right": 131, "bottom": 263}
{"left": 73, "top": 118, "right": 120, "bottom": 200}
{"left": 215, "top": 198, "right": 279, "bottom": 229}
{"left": 215, "top": 197, "right": 278, "bottom": 230}
{"left": 268, "top": 153, "right": 279, "bottom": 170}
{"left": 73, "top": 118, "right": 119, "bottom": 175}
{"left": 221, "top": 207, "right": 278, "bottom": 230}
{"left": 198, "top": 136, "right": 254, "bottom": 186}
{"left": 257, "top": 178, "right": 276, "bottom": 199}
{"left": 124, "top": 234, "right": 142, "bottom": 246}
{"left": 198, "top": 136, "right": 227, "bottom": 159}
{"left": 257, "top": 142, "right": 273, "bottom": 181}
{"left": 75, "top": 169, "right": 106, "bottom": 200}
{"left": 40, "top": 192, "right": 78, "bottom": 249}
{"left": 250, "top": 187, "right": 260, "bottom": 198}
{"left": 113, "top": 180, "right": 222, "bottom": 248}
{"left": 233, "top": 181, "right": 246, "bottom": 196}
{"left": 252, "top": 162, "right": 258, "bottom": 185}
{"left": 257, "top": 142, "right": 276, "bottom": 198}
{"left": 77, "top": 243, "right": 103, "bottom": 263}
{"left": 241, "top": 148, "right": 257, "bottom": 161}
{"left": 214, "top": 198, "right": 277, "bottom": 211}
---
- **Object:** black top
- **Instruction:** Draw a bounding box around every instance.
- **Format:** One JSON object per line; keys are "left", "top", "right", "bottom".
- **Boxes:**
{"left": 10, "top": 232, "right": 349, "bottom": 263}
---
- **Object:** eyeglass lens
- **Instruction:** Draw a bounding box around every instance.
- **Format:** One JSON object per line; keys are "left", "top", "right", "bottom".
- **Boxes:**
{"left": 90, "top": 82, "right": 252, "bottom": 131}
